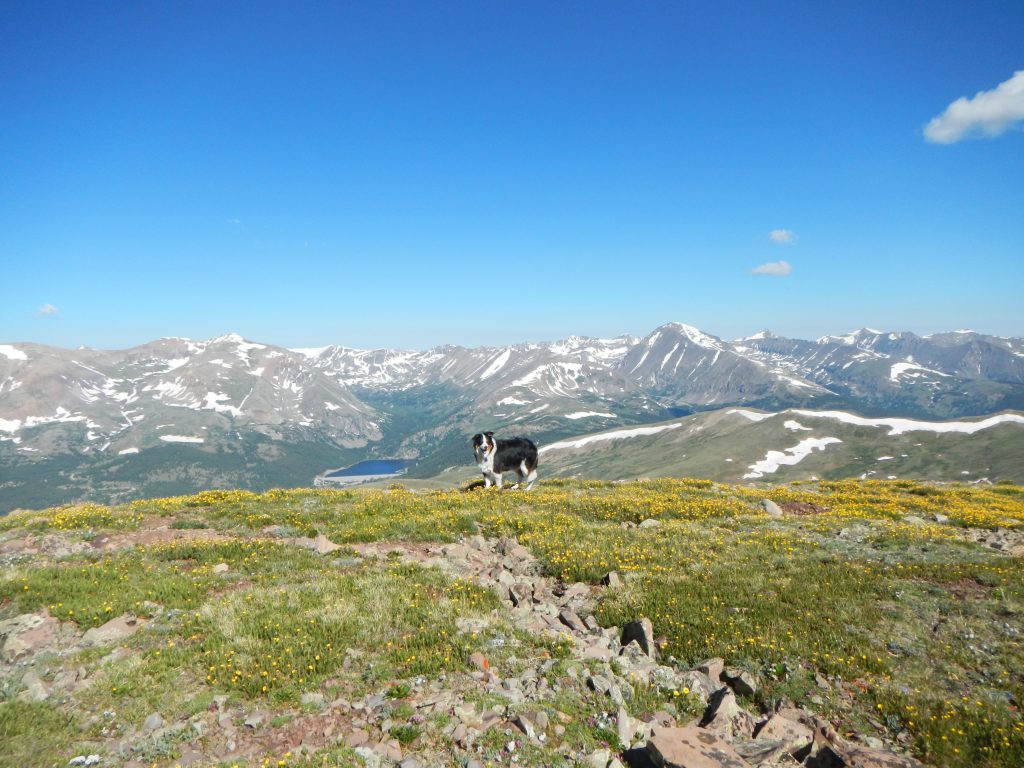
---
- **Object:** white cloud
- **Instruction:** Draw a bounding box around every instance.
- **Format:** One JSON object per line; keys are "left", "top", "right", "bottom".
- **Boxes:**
{"left": 751, "top": 260, "right": 792, "bottom": 277}
{"left": 35, "top": 304, "right": 59, "bottom": 316}
{"left": 924, "top": 70, "right": 1024, "bottom": 144}
{"left": 226, "top": 218, "right": 241, "bottom": 225}
{"left": 769, "top": 229, "right": 796, "bottom": 244}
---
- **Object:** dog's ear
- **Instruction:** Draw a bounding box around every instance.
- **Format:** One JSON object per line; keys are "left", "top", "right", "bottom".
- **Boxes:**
{"left": 484, "top": 431, "right": 494, "bottom": 438}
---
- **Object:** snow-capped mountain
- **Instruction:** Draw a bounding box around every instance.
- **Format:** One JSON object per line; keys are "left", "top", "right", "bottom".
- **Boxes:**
{"left": 2, "top": 323, "right": 1022, "bottom": 510}
{"left": 0, "top": 334, "right": 379, "bottom": 456}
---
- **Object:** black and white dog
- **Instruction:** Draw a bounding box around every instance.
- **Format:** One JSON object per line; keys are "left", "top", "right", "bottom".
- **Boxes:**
{"left": 472, "top": 432, "right": 539, "bottom": 490}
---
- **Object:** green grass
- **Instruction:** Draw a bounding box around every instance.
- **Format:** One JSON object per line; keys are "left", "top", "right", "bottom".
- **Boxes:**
{"left": 0, "top": 701, "right": 81, "bottom": 768}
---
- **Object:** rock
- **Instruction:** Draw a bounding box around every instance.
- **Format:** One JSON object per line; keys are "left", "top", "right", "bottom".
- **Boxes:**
{"left": 509, "top": 583, "right": 532, "bottom": 607}
{"left": 51, "top": 666, "right": 85, "bottom": 692}
{"left": 810, "top": 744, "right": 927, "bottom": 768}
{"left": 646, "top": 724, "right": 748, "bottom": 768}
{"left": 694, "top": 657, "right": 724, "bottom": 683}
{"left": 902, "top": 515, "right": 927, "bottom": 526}
{"left": 585, "top": 748, "right": 612, "bottom": 768}
{"left": 354, "top": 746, "right": 381, "bottom": 768}
{"left": 1, "top": 611, "right": 61, "bottom": 661}
{"left": 345, "top": 728, "right": 370, "bottom": 747}
{"left": 621, "top": 618, "right": 658, "bottom": 660}
{"left": 603, "top": 571, "right": 622, "bottom": 588}
{"left": 18, "top": 669, "right": 50, "bottom": 702}
{"left": 931, "top": 513, "right": 950, "bottom": 524}
{"left": 651, "top": 665, "right": 683, "bottom": 692}
{"left": 755, "top": 713, "right": 814, "bottom": 756}
{"left": 143, "top": 712, "right": 165, "bottom": 733}
{"left": 212, "top": 562, "right": 230, "bottom": 574}
{"left": 243, "top": 712, "right": 267, "bottom": 729}
{"left": 759, "top": 499, "right": 784, "bottom": 517}
{"left": 700, "top": 687, "right": 755, "bottom": 739}
{"left": 733, "top": 738, "right": 790, "bottom": 765}
{"left": 81, "top": 614, "right": 141, "bottom": 647}
{"left": 583, "top": 643, "right": 613, "bottom": 662}
{"left": 617, "top": 706, "right": 639, "bottom": 746}
{"left": 680, "top": 670, "right": 717, "bottom": 703}
{"left": 588, "top": 674, "right": 614, "bottom": 695}
{"left": 398, "top": 758, "right": 424, "bottom": 768}
{"left": 722, "top": 666, "right": 758, "bottom": 696}
{"left": 559, "top": 609, "right": 588, "bottom": 633}
{"left": 512, "top": 713, "right": 536, "bottom": 740}
{"left": 638, "top": 518, "right": 662, "bottom": 529}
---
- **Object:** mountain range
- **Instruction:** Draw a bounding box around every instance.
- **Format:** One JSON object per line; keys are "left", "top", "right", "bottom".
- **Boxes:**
{"left": 2, "top": 323, "right": 1023, "bottom": 510}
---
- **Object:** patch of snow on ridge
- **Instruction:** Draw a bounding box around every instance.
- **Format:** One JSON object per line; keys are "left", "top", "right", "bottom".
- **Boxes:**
{"left": 743, "top": 437, "right": 842, "bottom": 479}
{"left": 728, "top": 409, "right": 773, "bottom": 422}
{"left": 0, "top": 344, "right": 28, "bottom": 361}
{"left": 540, "top": 422, "right": 684, "bottom": 452}
{"left": 118, "top": 447, "right": 139, "bottom": 455}
{"left": 889, "top": 360, "right": 951, "bottom": 382}
{"left": 784, "top": 420, "right": 811, "bottom": 431}
{"left": 565, "top": 411, "right": 616, "bottom": 419}
{"left": 480, "top": 349, "right": 512, "bottom": 380}
{"left": 159, "top": 435, "right": 205, "bottom": 443}
{"left": 202, "top": 392, "right": 243, "bottom": 417}
{"left": 497, "top": 397, "right": 529, "bottom": 406}
{"left": 791, "top": 410, "right": 1024, "bottom": 435}
{"left": 290, "top": 346, "right": 330, "bottom": 358}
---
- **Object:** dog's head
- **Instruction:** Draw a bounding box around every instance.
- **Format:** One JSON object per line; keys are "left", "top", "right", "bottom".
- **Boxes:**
{"left": 472, "top": 431, "right": 495, "bottom": 459}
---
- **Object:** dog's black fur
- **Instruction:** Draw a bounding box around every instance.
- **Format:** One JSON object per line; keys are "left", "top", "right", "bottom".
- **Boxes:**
{"left": 472, "top": 432, "right": 539, "bottom": 490}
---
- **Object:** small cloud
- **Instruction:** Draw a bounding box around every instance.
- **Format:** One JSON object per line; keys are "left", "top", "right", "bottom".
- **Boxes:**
{"left": 226, "top": 218, "right": 241, "bottom": 225}
{"left": 769, "top": 229, "right": 796, "bottom": 244}
{"left": 35, "top": 304, "right": 59, "bottom": 316}
{"left": 751, "top": 260, "right": 793, "bottom": 277}
{"left": 924, "top": 70, "right": 1024, "bottom": 144}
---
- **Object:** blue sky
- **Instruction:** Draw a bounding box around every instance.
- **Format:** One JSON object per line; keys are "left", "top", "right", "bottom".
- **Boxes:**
{"left": 2, "top": 1, "right": 1022, "bottom": 350}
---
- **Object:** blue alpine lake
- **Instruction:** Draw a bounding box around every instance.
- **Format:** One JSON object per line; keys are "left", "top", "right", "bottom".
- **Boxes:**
{"left": 325, "top": 459, "right": 415, "bottom": 478}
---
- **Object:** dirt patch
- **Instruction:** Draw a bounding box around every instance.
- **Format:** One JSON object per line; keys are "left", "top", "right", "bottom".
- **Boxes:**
{"left": 780, "top": 501, "right": 832, "bottom": 516}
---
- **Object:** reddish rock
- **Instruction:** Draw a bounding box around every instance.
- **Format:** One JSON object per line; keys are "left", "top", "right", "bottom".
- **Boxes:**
{"left": 2, "top": 612, "right": 60, "bottom": 661}
{"left": 81, "top": 614, "right": 141, "bottom": 647}
{"left": 755, "top": 713, "right": 814, "bottom": 755}
{"left": 646, "top": 725, "right": 748, "bottom": 768}
{"left": 694, "top": 657, "right": 725, "bottom": 683}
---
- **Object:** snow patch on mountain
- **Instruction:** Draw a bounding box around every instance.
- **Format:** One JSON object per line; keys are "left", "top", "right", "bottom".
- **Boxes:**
{"left": 791, "top": 409, "right": 1024, "bottom": 435}
{"left": 565, "top": 411, "right": 616, "bottom": 419}
{"left": 479, "top": 349, "right": 512, "bottom": 380}
{"left": 541, "top": 422, "right": 684, "bottom": 452}
{"left": 202, "top": 392, "right": 243, "bottom": 417}
{"left": 889, "top": 361, "right": 951, "bottom": 382}
{"left": 159, "top": 435, "right": 205, "bottom": 443}
{"left": 728, "top": 409, "right": 773, "bottom": 422}
{"left": 743, "top": 437, "right": 842, "bottom": 479}
{"left": 0, "top": 345, "right": 27, "bottom": 361}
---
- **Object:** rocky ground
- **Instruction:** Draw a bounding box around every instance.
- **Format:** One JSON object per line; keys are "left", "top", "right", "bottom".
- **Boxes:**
{"left": 0, "top": 515, "right": 945, "bottom": 768}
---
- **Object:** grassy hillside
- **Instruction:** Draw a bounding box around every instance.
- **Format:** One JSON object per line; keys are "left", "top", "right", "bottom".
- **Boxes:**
{"left": 537, "top": 409, "right": 1024, "bottom": 484}
{"left": 1, "top": 479, "right": 1022, "bottom": 767}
